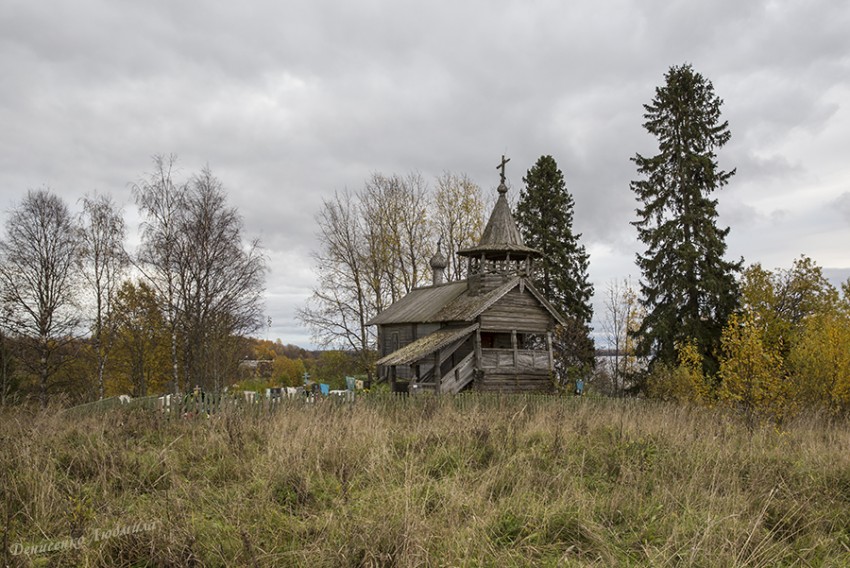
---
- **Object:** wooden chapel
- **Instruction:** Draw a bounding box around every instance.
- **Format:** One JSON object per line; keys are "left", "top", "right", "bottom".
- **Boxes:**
{"left": 368, "top": 157, "right": 566, "bottom": 394}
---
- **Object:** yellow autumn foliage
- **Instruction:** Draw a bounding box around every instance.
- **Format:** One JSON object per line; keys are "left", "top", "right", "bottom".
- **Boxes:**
{"left": 718, "top": 312, "right": 794, "bottom": 424}
{"left": 646, "top": 340, "right": 711, "bottom": 403}
{"left": 272, "top": 355, "right": 307, "bottom": 387}
{"left": 787, "top": 311, "right": 850, "bottom": 414}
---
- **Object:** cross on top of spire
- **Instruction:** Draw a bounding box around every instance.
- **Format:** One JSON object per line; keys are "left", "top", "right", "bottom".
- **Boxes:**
{"left": 496, "top": 155, "right": 510, "bottom": 193}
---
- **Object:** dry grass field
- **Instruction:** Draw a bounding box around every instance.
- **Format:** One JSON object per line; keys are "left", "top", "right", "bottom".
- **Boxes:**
{"left": 3, "top": 394, "right": 850, "bottom": 566}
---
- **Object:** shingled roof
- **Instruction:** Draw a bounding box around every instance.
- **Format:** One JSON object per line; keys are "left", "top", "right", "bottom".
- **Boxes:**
{"left": 457, "top": 183, "right": 540, "bottom": 258}
{"left": 376, "top": 323, "right": 479, "bottom": 366}
{"left": 367, "top": 281, "right": 468, "bottom": 325}
{"left": 367, "top": 276, "right": 566, "bottom": 327}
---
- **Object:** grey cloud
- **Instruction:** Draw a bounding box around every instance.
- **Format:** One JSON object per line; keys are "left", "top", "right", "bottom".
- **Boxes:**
{"left": 835, "top": 192, "right": 850, "bottom": 224}
{"left": 2, "top": 0, "right": 850, "bottom": 346}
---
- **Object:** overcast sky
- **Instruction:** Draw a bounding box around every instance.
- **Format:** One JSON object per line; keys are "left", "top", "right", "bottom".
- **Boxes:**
{"left": 2, "top": 0, "right": 849, "bottom": 348}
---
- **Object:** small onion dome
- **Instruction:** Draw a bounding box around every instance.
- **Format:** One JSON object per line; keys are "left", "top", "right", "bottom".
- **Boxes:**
{"left": 430, "top": 249, "right": 448, "bottom": 270}
{"left": 430, "top": 242, "right": 448, "bottom": 285}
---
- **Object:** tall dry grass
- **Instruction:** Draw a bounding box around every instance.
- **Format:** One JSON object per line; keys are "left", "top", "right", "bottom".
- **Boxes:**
{"left": 2, "top": 395, "right": 850, "bottom": 566}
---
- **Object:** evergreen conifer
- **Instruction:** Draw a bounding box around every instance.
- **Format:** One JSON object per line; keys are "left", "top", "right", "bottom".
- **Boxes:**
{"left": 516, "top": 155, "right": 594, "bottom": 371}
{"left": 631, "top": 64, "right": 741, "bottom": 376}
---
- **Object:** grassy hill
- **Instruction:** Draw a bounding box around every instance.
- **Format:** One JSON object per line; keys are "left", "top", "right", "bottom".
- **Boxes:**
{"left": 3, "top": 395, "right": 850, "bottom": 566}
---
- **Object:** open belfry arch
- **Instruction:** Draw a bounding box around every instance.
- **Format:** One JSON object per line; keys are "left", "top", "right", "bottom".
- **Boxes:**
{"left": 368, "top": 156, "right": 566, "bottom": 393}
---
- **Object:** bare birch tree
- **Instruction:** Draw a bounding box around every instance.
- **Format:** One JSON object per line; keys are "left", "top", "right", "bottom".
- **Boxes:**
{"left": 133, "top": 155, "right": 186, "bottom": 394}
{"left": 135, "top": 157, "right": 265, "bottom": 392}
{"left": 300, "top": 174, "right": 433, "bottom": 370}
{"left": 0, "top": 190, "right": 80, "bottom": 406}
{"left": 300, "top": 170, "right": 482, "bottom": 380}
{"left": 434, "top": 172, "right": 484, "bottom": 281}
{"left": 394, "top": 172, "right": 432, "bottom": 293}
{"left": 601, "top": 277, "right": 643, "bottom": 394}
{"left": 78, "top": 192, "right": 127, "bottom": 399}
{"left": 176, "top": 168, "right": 266, "bottom": 391}
{"left": 298, "top": 190, "right": 377, "bottom": 377}
{"left": 360, "top": 172, "right": 431, "bottom": 302}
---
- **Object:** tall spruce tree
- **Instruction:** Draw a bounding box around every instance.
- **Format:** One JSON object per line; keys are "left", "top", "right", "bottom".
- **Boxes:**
{"left": 631, "top": 64, "right": 741, "bottom": 377}
{"left": 516, "top": 155, "right": 594, "bottom": 369}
